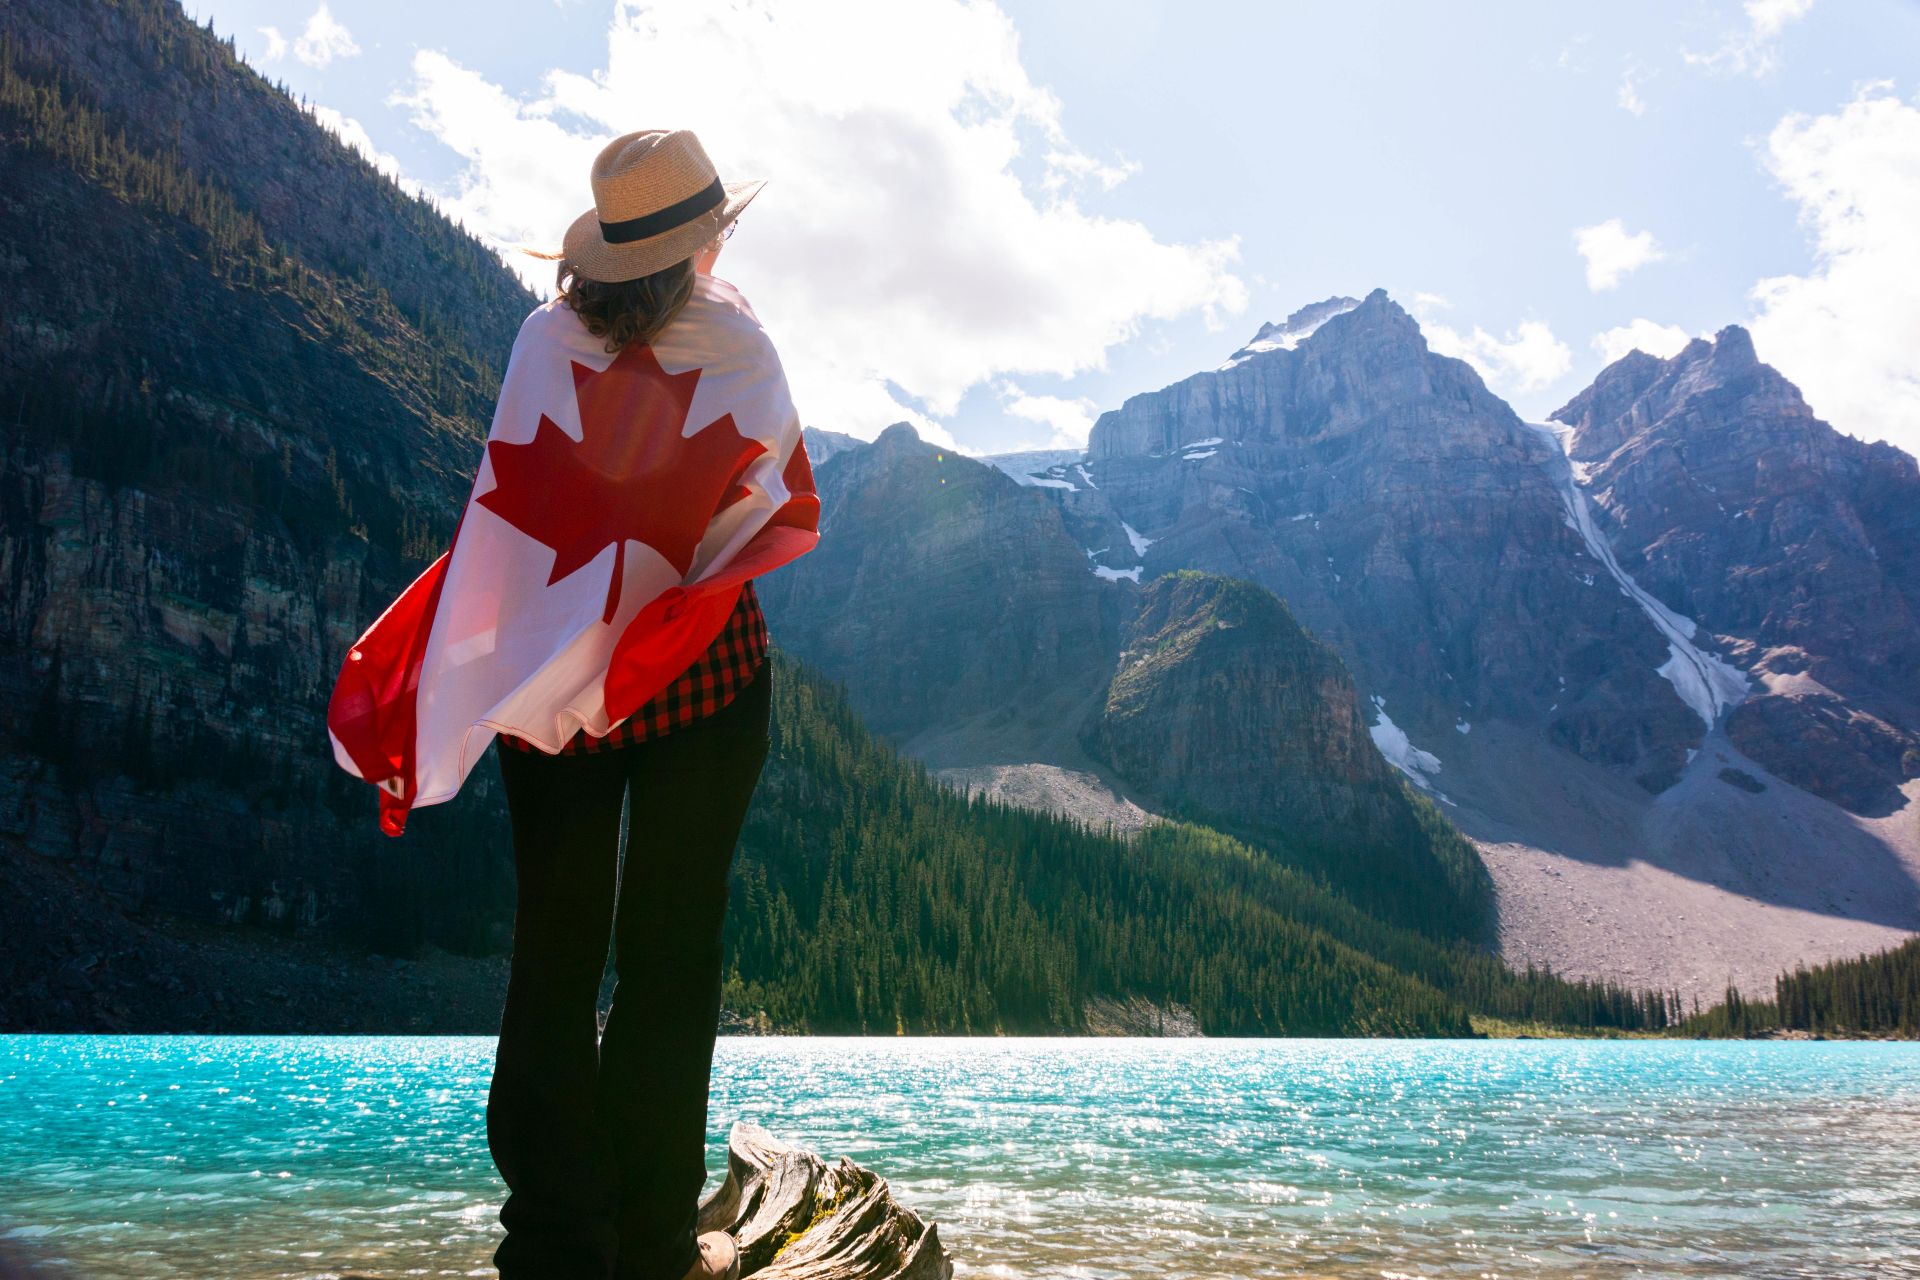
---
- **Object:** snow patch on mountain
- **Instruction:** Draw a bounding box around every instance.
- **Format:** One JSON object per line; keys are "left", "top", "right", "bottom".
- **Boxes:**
{"left": 1524, "top": 422, "right": 1750, "bottom": 726}
{"left": 982, "top": 448, "right": 1085, "bottom": 489}
{"left": 1220, "top": 296, "right": 1362, "bottom": 369}
{"left": 1368, "top": 695, "right": 1444, "bottom": 792}
{"left": 1121, "top": 522, "right": 1154, "bottom": 557}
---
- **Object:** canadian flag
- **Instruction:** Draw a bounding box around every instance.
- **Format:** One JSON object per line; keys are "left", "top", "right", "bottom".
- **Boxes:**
{"left": 327, "top": 275, "right": 819, "bottom": 836}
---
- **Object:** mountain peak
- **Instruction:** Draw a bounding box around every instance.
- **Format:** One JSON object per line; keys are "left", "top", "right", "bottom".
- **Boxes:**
{"left": 1303, "top": 287, "right": 1439, "bottom": 366}
{"left": 1553, "top": 323, "right": 1784, "bottom": 440}
{"left": 874, "top": 421, "right": 923, "bottom": 450}
{"left": 1222, "top": 295, "right": 1363, "bottom": 367}
{"left": 1708, "top": 324, "right": 1758, "bottom": 368}
{"left": 1351, "top": 287, "right": 1422, "bottom": 330}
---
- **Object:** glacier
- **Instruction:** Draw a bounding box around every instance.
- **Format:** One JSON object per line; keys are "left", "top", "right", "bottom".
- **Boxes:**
{"left": 1524, "top": 422, "right": 1750, "bottom": 726}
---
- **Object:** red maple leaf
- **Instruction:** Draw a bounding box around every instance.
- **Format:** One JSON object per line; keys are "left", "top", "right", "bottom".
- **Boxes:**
{"left": 475, "top": 342, "right": 767, "bottom": 624}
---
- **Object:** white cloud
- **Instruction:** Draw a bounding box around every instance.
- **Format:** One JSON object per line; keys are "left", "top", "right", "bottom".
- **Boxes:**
{"left": 1041, "top": 148, "right": 1138, "bottom": 195}
{"left": 1574, "top": 218, "right": 1665, "bottom": 291}
{"left": 393, "top": 0, "right": 1246, "bottom": 441}
{"left": 1415, "top": 301, "right": 1573, "bottom": 396}
{"left": 292, "top": 4, "right": 360, "bottom": 69}
{"left": 820, "top": 382, "right": 965, "bottom": 453}
{"left": 998, "top": 382, "right": 1098, "bottom": 448}
{"left": 1592, "top": 319, "right": 1693, "bottom": 364}
{"left": 258, "top": 26, "right": 288, "bottom": 61}
{"left": 1748, "top": 0, "right": 1815, "bottom": 40}
{"left": 1749, "top": 82, "right": 1920, "bottom": 458}
{"left": 1617, "top": 69, "right": 1646, "bottom": 117}
{"left": 1684, "top": 0, "right": 1813, "bottom": 77}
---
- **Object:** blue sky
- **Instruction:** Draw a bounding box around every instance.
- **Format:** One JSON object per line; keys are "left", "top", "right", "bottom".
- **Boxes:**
{"left": 196, "top": 0, "right": 1920, "bottom": 458}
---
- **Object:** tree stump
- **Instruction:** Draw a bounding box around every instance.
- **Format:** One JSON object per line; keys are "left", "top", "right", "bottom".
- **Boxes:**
{"left": 695, "top": 1122, "right": 954, "bottom": 1279}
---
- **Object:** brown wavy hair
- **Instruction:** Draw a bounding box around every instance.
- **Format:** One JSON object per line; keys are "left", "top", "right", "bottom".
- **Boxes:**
{"left": 556, "top": 255, "right": 698, "bottom": 353}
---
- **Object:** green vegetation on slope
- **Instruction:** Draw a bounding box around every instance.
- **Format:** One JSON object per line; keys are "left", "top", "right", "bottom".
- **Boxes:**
{"left": 0, "top": 23, "right": 518, "bottom": 560}
{"left": 1087, "top": 571, "right": 1493, "bottom": 943}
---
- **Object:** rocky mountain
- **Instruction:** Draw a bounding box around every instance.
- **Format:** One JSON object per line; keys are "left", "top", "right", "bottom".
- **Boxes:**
{"left": 1082, "top": 288, "right": 1697, "bottom": 793}
{"left": 806, "top": 291, "right": 1920, "bottom": 998}
{"left": 1219, "top": 296, "right": 1360, "bottom": 368}
{"left": 1552, "top": 329, "right": 1920, "bottom": 814}
{"left": 8, "top": 1, "right": 1913, "bottom": 1020}
{"left": 0, "top": 0, "right": 536, "bottom": 951}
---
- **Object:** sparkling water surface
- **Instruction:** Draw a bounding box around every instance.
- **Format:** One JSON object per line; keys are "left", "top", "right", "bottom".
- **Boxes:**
{"left": 1, "top": 1036, "right": 1916, "bottom": 1279}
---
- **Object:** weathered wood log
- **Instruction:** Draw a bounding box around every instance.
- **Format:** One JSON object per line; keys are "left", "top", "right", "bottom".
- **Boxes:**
{"left": 695, "top": 1122, "right": 954, "bottom": 1279}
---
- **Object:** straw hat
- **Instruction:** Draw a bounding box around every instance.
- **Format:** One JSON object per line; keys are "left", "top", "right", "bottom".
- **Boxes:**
{"left": 556, "top": 129, "right": 764, "bottom": 283}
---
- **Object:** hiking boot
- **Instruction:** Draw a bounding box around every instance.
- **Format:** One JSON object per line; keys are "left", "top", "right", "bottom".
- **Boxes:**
{"left": 681, "top": 1231, "right": 740, "bottom": 1280}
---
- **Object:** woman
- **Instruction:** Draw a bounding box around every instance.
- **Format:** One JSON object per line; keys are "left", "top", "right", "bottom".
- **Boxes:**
{"left": 328, "top": 129, "right": 819, "bottom": 1280}
{"left": 464, "top": 132, "right": 802, "bottom": 1280}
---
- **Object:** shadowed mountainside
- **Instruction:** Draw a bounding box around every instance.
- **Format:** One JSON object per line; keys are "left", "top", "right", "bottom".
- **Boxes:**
{"left": 0, "top": 0, "right": 539, "bottom": 952}
{"left": 1084, "top": 571, "right": 1488, "bottom": 937}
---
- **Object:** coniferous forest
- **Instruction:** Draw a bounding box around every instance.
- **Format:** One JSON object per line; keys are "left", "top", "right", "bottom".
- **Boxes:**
{"left": 1677, "top": 939, "right": 1920, "bottom": 1039}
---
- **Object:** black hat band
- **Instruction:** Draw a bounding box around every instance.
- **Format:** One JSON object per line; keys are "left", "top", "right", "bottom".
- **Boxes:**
{"left": 599, "top": 177, "right": 727, "bottom": 244}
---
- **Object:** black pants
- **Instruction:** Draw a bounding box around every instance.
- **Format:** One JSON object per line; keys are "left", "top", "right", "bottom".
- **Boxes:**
{"left": 487, "top": 664, "right": 771, "bottom": 1280}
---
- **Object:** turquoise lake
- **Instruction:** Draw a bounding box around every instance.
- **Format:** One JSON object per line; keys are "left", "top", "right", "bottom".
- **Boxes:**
{"left": 1, "top": 1037, "right": 1916, "bottom": 1278}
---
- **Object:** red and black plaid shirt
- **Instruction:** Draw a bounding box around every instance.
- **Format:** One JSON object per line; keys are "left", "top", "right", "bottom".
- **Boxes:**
{"left": 497, "top": 579, "right": 768, "bottom": 755}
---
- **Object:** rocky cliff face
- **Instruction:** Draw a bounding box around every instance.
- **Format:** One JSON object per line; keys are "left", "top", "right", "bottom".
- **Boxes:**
{"left": 1084, "top": 571, "right": 1487, "bottom": 933}
{"left": 1552, "top": 329, "right": 1920, "bottom": 813}
{"left": 0, "top": 0, "right": 534, "bottom": 948}
{"left": 1084, "top": 288, "right": 1695, "bottom": 792}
